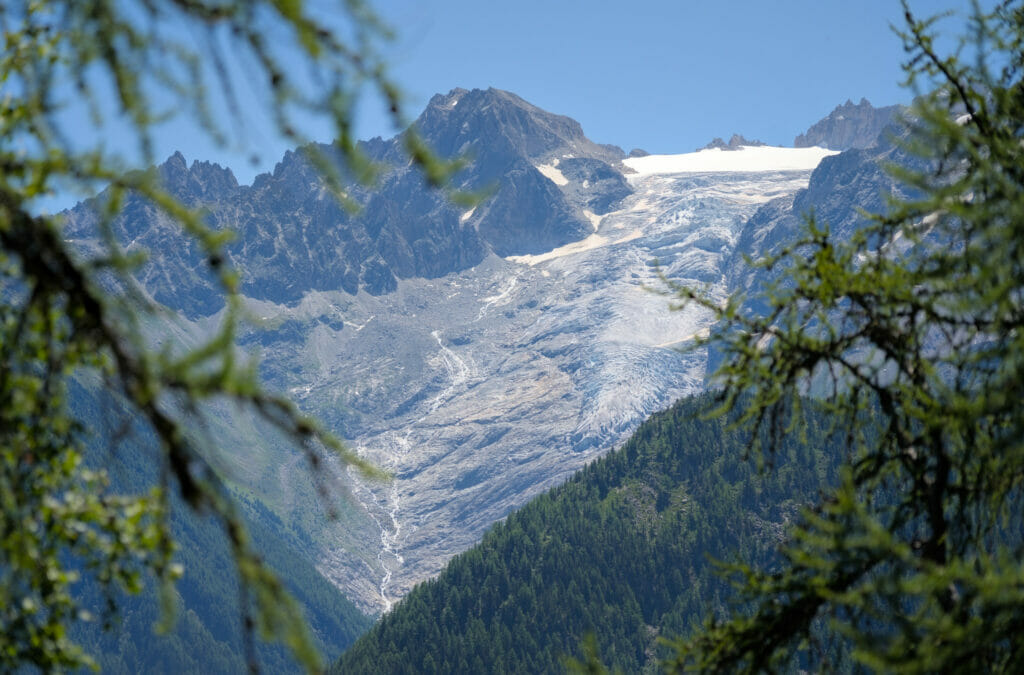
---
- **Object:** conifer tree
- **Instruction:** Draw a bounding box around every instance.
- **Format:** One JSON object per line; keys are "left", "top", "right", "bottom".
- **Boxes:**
{"left": 669, "top": 2, "right": 1024, "bottom": 671}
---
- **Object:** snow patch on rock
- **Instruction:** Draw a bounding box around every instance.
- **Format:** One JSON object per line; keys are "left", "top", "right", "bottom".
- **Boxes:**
{"left": 535, "top": 163, "right": 569, "bottom": 186}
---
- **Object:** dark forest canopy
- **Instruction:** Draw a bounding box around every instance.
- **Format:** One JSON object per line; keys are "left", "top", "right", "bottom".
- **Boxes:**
{"left": 335, "top": 393, "right": 848, "bottom": 673}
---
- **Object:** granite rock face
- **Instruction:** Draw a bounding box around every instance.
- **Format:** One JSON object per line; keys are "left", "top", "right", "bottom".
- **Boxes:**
{"left": 411, "top": 88, "right": 628, "bottom": 256}
{"left": 734, "top": 120, "right": 924, "bottom": 284}
{"left": 710, "top": 119, "right": 927, "bottom": 376}
{"left": 62, "top": 88, "right": 631, "bottom": 316}
{"left": 699, "top": 134, "right": 766, "bottom": 151}
{"left": 793, "top": 98, "right": 904, "bottom": 150}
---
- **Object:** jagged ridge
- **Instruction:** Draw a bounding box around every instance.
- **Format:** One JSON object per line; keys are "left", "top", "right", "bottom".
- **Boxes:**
{"left": 61, "top": 88, "right": 631, "bottom": 317}
{"left": 793, "top": 98, "right": 903, "bottom": 150}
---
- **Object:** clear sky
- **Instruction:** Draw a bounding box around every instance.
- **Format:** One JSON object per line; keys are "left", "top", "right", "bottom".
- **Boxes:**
{"left": 311, "top": 0, "right": 975, "bottom": 171}
{"left": 366, "top": 0, "right": 920, "bottom": 154}
{"left": 46, "top": 0, "right": 983, "bottom": 208}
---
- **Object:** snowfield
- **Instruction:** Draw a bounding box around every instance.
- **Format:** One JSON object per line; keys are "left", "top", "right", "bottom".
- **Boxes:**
{"left": 623, "top": 145, "right": 839, "bottom": 177}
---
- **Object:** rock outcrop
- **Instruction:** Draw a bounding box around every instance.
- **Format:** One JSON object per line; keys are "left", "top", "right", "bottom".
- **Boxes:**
{"left": 699, "top": 134, "right": 766, "bottom": 151}
{"left": 794, "top": 98, "right": 904, "bottom": 150}
{"left": 62, "top": 88, "right": 631, "bottom": 316}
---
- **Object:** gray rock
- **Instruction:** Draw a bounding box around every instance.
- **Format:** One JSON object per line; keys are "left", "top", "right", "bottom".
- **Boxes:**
{"left": 794, "top": 98, "right": 905, "bottom": 150}
{"left": 710, "top": 121, "right": 927, "bottom": 376}
{"left": 699, "top": 134, "right": 766, "bottom": 151}
{"left": 61, "top": 88, "right": 631, "bottom": 316}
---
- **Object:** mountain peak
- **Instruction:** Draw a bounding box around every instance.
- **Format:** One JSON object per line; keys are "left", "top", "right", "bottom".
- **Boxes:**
{"left": 158, "top": 150, "right": 189, "bottom": 180}
{"left": 794, "top": 98, "right": 903, "bottom": 151}
{"left": 415, "top": 87, "right": 622, "bottom": 164}
{"left": 699, "top": 134, "right": 766, "bottom": 152}
{"left": 64, "top": 88, "right": 632, "bottom": 316}
{"left": 426, "top": 87, "right": 470, "bottom": 111}
{"left": 156, "top": 151, "right": 238, "bottom": 203}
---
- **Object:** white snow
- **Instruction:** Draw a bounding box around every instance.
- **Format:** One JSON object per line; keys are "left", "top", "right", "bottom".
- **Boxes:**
{"left": 613, "top": 228, "right": 643, "bottom": 245}
{"left": 535, "top": 163, "right": 569, "bottom": 186}
{"left": 349, "top": 316, "right": 374, "bottom": 331}
{"left": 622, "top": 145, "right": 839, "bottom": 177}
{"left": 479, "top": 277, "right": 518, "bottom": 309}
{"left": 506, "top": 229, "right": 641, "bottom": 266}
{"left": 583, "top": 209, "right": 602, "bottom": 230}
{"left": 507, "top": 233, "right": 608, "bottom": 265}
{"left": 653, "top": 327, "right": 710, "bottom": 349}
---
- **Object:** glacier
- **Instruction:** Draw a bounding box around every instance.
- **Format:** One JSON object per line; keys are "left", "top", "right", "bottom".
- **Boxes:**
{"left": 253, "top": 158, "right": 829, "bottom": 613}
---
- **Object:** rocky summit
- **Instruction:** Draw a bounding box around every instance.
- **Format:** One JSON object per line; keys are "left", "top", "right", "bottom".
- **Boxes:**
{"left": 699, "top": 134, "right": 766, "bottom": 151}
{"left": 63, "top": 88, "right": 630, "bottom": 317}
{"left": 63, "top": 90, "right": 897, "bottom": 614}
{"left": 793, "top": 97, "right": 904, "bottom": 150}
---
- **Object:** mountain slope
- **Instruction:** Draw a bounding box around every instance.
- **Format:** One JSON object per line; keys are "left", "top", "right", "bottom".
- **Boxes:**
{"left": 61, "top": 92, "right": 865, "bottom": 614}
{"left": 333, "top": 393, "right": 845, "bottom": 673}
{"left": 67, "top": 383, "right": 372, "bottom": 673}
{"left": 302, "top": 155, "right": 827, "bottom": 611}
{"left": 793, "top": 98, "right": 903, "bottom": 150}
{"left": 722, "top": 112, "right": 926, "bottom": 338}
{"left": 62, "top": 88, "right": 629, "bottom": 316}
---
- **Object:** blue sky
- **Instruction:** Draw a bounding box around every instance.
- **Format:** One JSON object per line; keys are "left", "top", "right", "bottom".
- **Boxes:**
{"left": 49, "top": 1, "right": 982, "bottom": 206}
{"left": 306, "top": 0, "right": 976, "bottom": 170}
{"left": 367, "top": 0, "right": 918, "bottom": 153}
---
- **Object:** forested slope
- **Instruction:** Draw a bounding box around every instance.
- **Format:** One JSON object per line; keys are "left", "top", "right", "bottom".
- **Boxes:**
{"left": 335, "top": 393, "right": 847, "bottom": 673}
{"left": 74, "top": 491, "right": 372, "bottom": 674}
{"left": 67, "top": 383, "right": 372, "bottom": 673}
